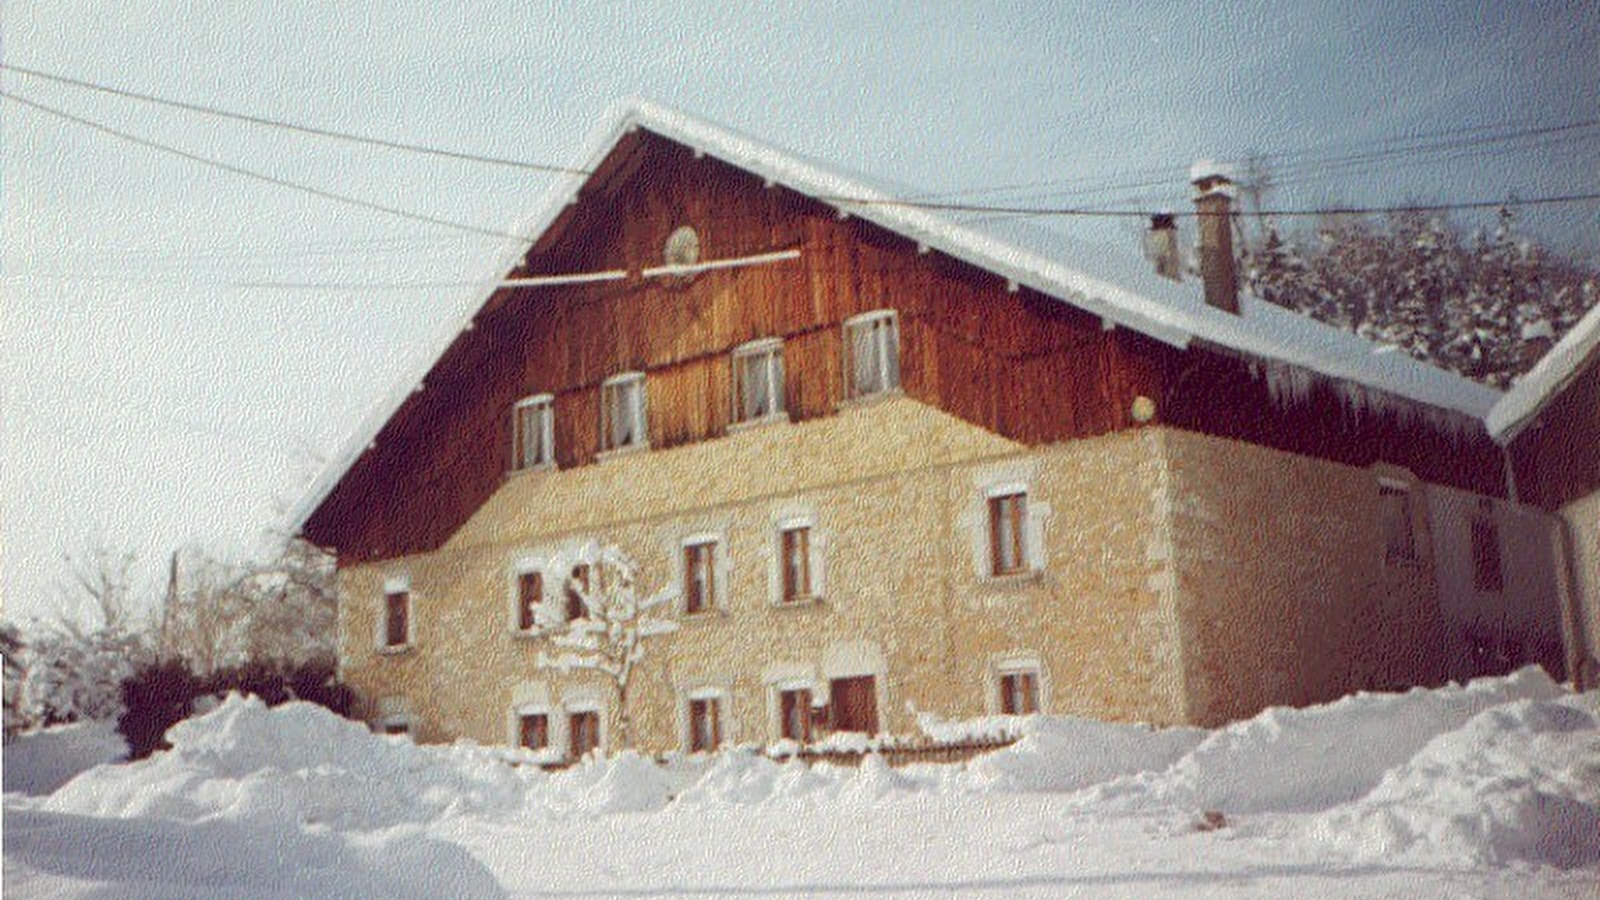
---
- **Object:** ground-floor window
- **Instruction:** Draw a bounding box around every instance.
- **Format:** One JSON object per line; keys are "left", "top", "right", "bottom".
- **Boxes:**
{"left": 688, "top": 696, "right": 722, "bottom": 752}
{"left": 998, "top": 667, "right": 1040, "bottom": 715}
{"left": 778, "top": 688, "right": 813, "bottom": 742}
{"left": 828, "top": 676, "right": 879, "bottom": 734}
{"left": 518, "top": 712, "right": 549, "bottom": 751}
{"left": 568, "top": 710, "right": 600, "bottom": 759}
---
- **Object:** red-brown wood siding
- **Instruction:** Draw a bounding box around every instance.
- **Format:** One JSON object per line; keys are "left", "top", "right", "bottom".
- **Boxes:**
{"left": 302, "top": 130, "right": 1505, "bottom": 563}
{"left": 1507, "top": 350, "right": 1600, "bottom": 511}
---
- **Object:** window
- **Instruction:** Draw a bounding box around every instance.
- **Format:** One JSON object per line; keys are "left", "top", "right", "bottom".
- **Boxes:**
{"left": 601, "top": 372, "right": 647, "bottom": 452}
{"left": 383, "top": 586, "right": 410, "bottom": 648}
{"left": 683, "top": 540, "right": 717, "bottom": 615}
{"left": 844, "top": 310, "right": 900, "bottom": 399}
{"left": 688, "top": 696, "right": 722, "bottom": 752}
{"left": 733, "top": 339, "right": 785, "bottom": 423}
{"left": 378, "top": 715, "right": 413, "bottom": 737}
{"left": 988, "top": 492, "right": 1029, "bottom": 576}
{"left": 518, "top": 712, "right": 549, "bottom": 750}
{"left": 828, "top": 676, "right": 878, "bottom": 734}
{"left": 998, "top": 667, "right": 1040, "bottom": 715}
{"left": 511, "top": 394, "right": 554, "bottom": 471}
{"left": 565, "top": 564, "right": 591, "bottom": 622}
{"left": 778, "top": 687, "right": 813, "bottom": 743}
{"left": 1379, "top": 482, "right": 1417, "bottom": 565}
{"left": 780, "top": 525, "right": 813, "bottom": 603}
{"left": 1471, "top": 504, "right": 1504, "bottom": 592}
{"left": 568, "top": 709, "right": 601, "bottom": 759}
{"left": 516, "top": 569, "right": 543, "bottom": 632}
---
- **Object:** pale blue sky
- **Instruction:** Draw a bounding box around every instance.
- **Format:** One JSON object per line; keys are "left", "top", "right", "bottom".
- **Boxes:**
{"left": 3, "top": 0, "right": 1596, "bottom": 623}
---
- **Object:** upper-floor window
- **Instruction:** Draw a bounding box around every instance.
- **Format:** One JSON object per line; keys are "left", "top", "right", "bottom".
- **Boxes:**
{"left": 733, "top": 338, "right": 785, "bottom": 423}
{"left": 1379, "top": 481, "right": 1417, "bottom": 566}
{"left": 683, "top": 539, "right": 718, "bottom": 615}
{"left": 566, "top": 564, "right": 592, "bottom": 622}
{"left": 988, "top": 491, "right": 1029, "bottom": 576}
{"left": 515, "top": 568, "right": 543, "bottom": 632}
{"left": 1471, "top": 502, "right": 1504, "bottom": 592}
{"left": 382, "top": 577, "right": 411, "bottom": 649}
{"left": 511, "top": 394, "right": 554, "bottom": 471}
{"left": 602, "top": 372, "right": 648, "bottom": 452}
{"left": 844, "top": 310, "right": 900, "bottom": 399}
{"left": 779, "top": 524, "right": 814, "bottom": 603}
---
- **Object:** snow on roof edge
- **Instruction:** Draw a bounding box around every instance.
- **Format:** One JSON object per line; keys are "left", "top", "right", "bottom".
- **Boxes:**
{"left": 1486, "top": 299, "right": 1600, "bottom": 442}
{"left": 287, "top": 99, "right": 1502, "bottom": 537}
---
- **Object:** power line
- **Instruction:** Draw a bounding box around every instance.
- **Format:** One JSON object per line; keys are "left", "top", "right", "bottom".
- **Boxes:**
{"left": 1, "top": 89, "right": 537, "bottom": 243}
{"left": 0, "top": 62, "right": 591, "bottom": 175}
{"left": 822, "top": 191, "right": 1600, "bottom": 219}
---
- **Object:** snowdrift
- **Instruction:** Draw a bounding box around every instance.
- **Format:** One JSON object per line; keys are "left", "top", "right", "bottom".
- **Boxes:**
{"left": 1072, "top": 666, "right": 1567, "bottom": 815}
{"left": 3, "top": 720, "right": 127, "bottom": 796}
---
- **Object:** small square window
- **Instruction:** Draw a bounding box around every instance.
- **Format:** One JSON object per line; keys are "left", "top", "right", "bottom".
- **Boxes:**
{"left": 384, "top": 589, "right": 410, "bottom": 647}
{"left": 683, "top": 540, "right": 717, "bottom": 615}
{"left": 689, "top": 696, "right": 722, "bottom": 752}
{"left": 778, "top": 688, "right": 813, "bottom": 742}
{"left": 845, "top": 310, "right": 900, "bottom": 399}
{"left": 602, "top": 373, "right": 648, "bottom": 452}
{"left": 999, "top": 669, "right": 1040, "bottom": 715}
{"left": 988, "top": 492, "right": 1029, "bottom": 576}
{"left": 518, "top": 713, "right": 549, "bottom": 750}
{"left": 779, "top": 526, "right": 813, "bottom": 603}
{"left": 512, "top": 394, "right": 554, "bottom": 471}
{"left": 733, "top": 339, "right": 785, "bottom": 423}
{"left": 516, "top": 570, "right": 543, "bottom": 631}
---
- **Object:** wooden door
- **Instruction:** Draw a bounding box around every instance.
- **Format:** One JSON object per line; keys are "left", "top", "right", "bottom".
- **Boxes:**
{"left": 829, "top": 676, "right": 878, "bottom": 734}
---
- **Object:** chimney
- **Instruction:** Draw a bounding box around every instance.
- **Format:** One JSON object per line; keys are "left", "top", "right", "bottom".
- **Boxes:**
{"left": 1143, "top": 212, "right": 1181, "bottom": 281}
{"left": 1190, "top": 160, "right": 1239, "bottom": 314}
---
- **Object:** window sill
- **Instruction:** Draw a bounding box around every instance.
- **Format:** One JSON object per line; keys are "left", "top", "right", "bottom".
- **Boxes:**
{"left": 505, "top": 462, "right": 557, "bottom": 480}
{"left": 773, "top": 594, "right": 825, "bottom": 610}
{"left": 510, "top": 629, "right": 544, "bottom": 642}
{"left": 596, "top": 442, "right": 650, "bottom": 463}
{"left": 376, "top": 644, "right": 415, "bottom": 656}
{"left": 979, "top": 569, "right": 1044, "bottom": 587}
{"left": 680, "top": 607, "right": 727, "bottom": 623}
{"left": 837, "top": 388, "right": 904, "bottom": 412}
{"left": 727, "top": 413, "right": 791, "bottom": 435}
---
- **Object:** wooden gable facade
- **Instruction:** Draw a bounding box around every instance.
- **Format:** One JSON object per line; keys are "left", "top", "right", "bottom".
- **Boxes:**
{"left": 300, "top": 129, "right": 1507, "bottom": 564}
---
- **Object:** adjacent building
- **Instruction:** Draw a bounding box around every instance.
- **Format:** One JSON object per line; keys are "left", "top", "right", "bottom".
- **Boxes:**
{"left": 292, "top": 102, "right": 1570, "bottom": 757}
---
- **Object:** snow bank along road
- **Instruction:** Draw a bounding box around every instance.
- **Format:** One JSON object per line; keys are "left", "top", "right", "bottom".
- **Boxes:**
{"left": 4, "top": 667, "right": 1597, "bottom": 899}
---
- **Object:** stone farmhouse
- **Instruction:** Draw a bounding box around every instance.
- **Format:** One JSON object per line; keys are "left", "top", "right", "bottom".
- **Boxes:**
{"left": 292, "top": 102, "right": 1576, "bottom": 758}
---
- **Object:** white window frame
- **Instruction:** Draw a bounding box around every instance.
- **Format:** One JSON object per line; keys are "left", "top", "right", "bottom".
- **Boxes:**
{"left": 770, "top": 515, "right": 826, "bottom": 606}
{"left": 678, "top": 533, "right": 725, "bottom": 616}
{"left": 600, "top": 372, "right": 649, "bottom": 453}
{"left": 682, "top": 686, "right": 727, "bottom": 754}
{"left": 993, "top": 658, "right": 1045, "bottom": 716}
{"left": 508, "top": 556, "right": 549, "bottom": 636}
{"left": 510, "top": 393, "right": 555, "bottom": 472}
{"left": 376, "top": 574, "right": 414, "bottom": 652}
{"left": 977, "top": 481, "right": 1046, "bottom": 579}
{"left": 731, "top": 338, "right": 787, "bottom": 426}
{"left": 843, "top": 309, "right": 901, "bottom": 400}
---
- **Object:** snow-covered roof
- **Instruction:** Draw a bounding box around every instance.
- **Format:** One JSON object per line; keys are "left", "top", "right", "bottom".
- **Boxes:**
{"left": 289, "top": 99, "right": 1501, "bottom": 535}
{"left": 1486, "top": 299, "right": 1600, "bottom": 443}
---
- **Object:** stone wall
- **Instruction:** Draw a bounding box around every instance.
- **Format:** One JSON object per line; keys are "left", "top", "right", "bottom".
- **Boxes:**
{"left": 336, "top": 397, "right": 1182, "bottom": 752}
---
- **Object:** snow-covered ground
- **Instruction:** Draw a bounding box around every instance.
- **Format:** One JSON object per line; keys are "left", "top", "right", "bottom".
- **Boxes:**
{"left": 4, "top": 667, "right": 1597, "bottom": 899}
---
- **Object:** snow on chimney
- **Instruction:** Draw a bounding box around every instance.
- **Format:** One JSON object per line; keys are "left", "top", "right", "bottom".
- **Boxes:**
{"left": 1143, "top": 212, "right": 1181, "bottom": 281}
{"left": 1190, "top": 160, "right": 1239, "bottom": 314}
